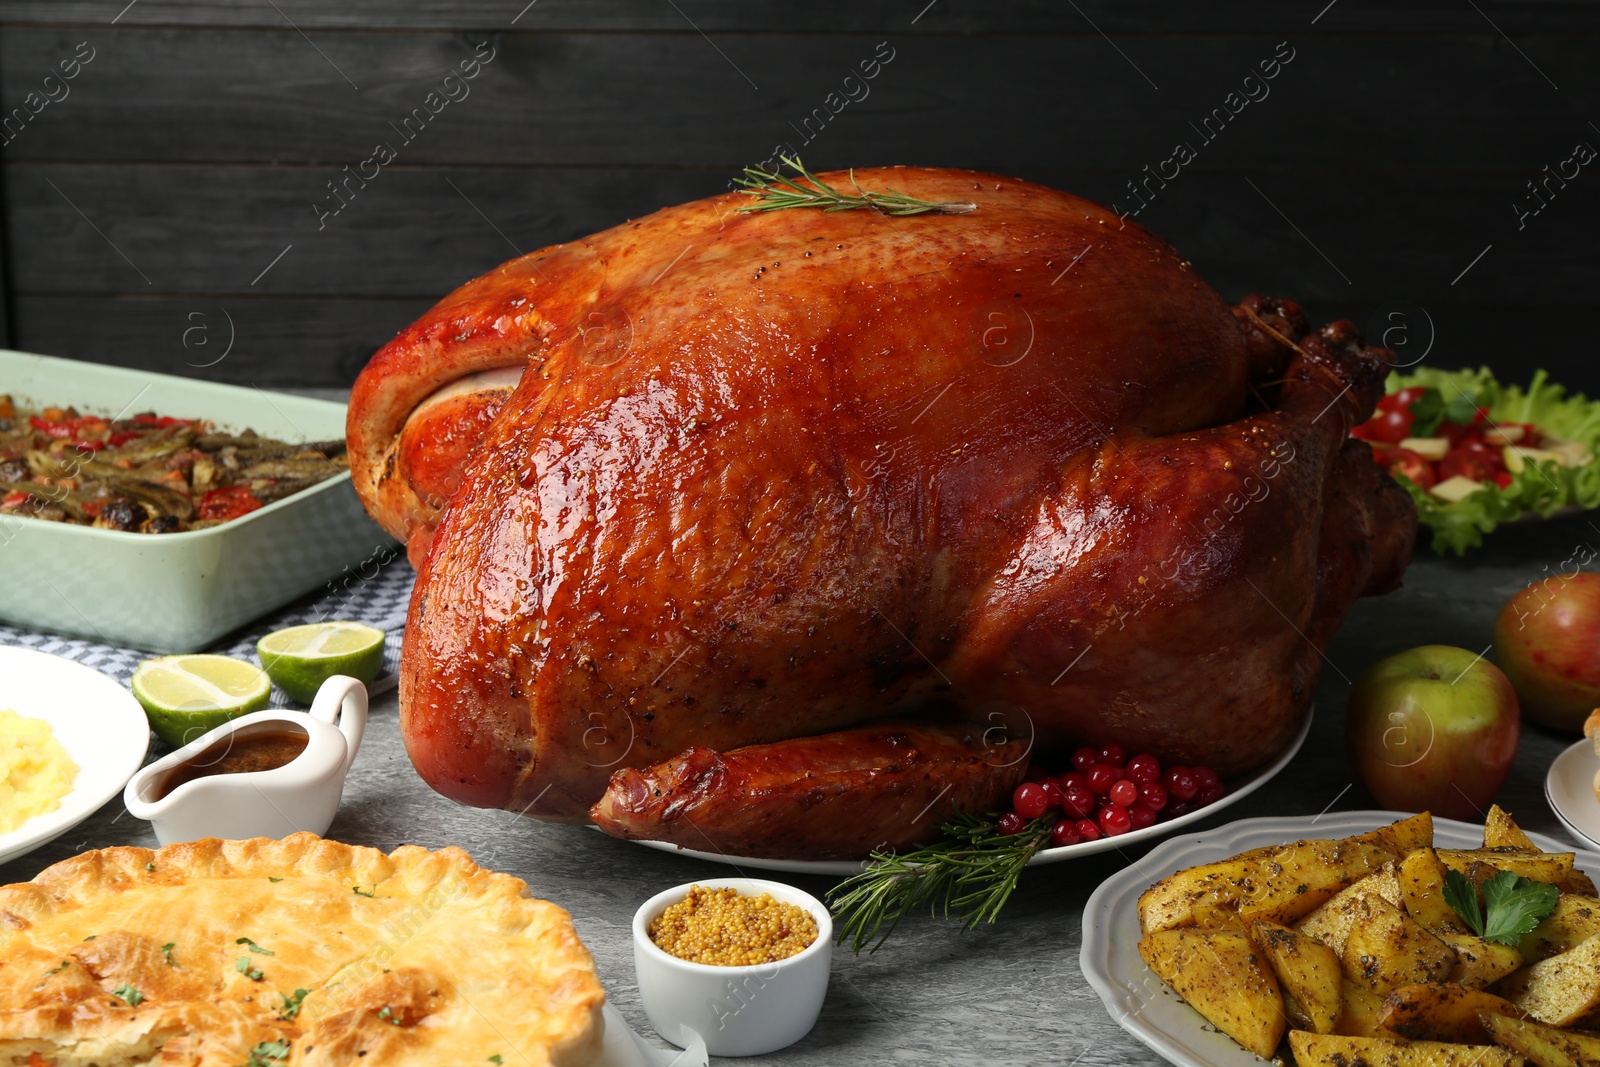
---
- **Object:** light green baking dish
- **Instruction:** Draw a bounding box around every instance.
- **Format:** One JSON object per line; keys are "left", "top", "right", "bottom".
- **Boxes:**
{"left": 0, "top": 349, "right": 397, "bottom": 652}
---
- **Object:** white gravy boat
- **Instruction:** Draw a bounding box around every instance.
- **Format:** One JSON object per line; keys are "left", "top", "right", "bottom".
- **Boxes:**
{"left": 124, "top": 675, "right": 367, "bottom": 845}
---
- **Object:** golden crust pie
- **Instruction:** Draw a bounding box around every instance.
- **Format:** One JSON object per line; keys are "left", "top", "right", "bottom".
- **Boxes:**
{"left": 0, "top": 833, "right": 605, "bottom": 1066}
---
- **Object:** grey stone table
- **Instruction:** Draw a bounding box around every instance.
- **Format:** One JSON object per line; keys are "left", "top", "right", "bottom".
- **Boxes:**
{"left": 4, "top": 510, "right": 1597, "bottom": 1067}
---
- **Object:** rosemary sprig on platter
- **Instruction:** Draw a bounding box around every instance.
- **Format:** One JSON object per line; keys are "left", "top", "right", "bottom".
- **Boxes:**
{"left": 828, "top": 811, "right": 1051, "bottom": 953}
{"left": 735, "top": 155, "right": 977, "bottom": 216}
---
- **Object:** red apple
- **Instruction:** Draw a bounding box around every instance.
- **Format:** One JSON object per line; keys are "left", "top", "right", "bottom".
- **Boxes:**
{"left": 1495, "top": 571, "right": 1600, "bottom": 734}
{"left": 1346, "top": 645, "right": 1520, "bottom": 821}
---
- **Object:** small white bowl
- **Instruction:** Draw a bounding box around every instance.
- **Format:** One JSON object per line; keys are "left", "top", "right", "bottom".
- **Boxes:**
{"left": 632, "top": 877, "right": 832, "bottom": 1057}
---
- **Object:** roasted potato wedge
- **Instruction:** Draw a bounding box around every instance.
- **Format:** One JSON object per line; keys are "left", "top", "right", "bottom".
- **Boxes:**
{"left": 1298, "top": 863, "right": 1404, "bottom": 954}
{"left": 1339, "top": 978, "right": 1394, "bottom": 1038}
{"left": 1289, "top": 1030, "right": 1523, "bottom": 1066}
{"left": 1441, "top": 932, "right": 1525, "bottom": 989}
{"left": 1483, "top": 806, "right": 1540, "bottom": 852}
{"left": 1519, "top": 895, "right": 1600, "bottom": 963}
{"left": 1138, "top": 928, "right": 1286, "bottom": 1058}
{"left": 1253, "top": 920, "right": 1344, "bottom": 1034}
{"left": 1439, "top": 849, "right": 1574, "bottom": 887}
{"left": 1377, "top": 982, "right": 1525, "bottom": 1044}
{"left": 1497, "top": 936, "right": 1600, "bottom": 1027}
{"left": 1138, "top": 814, "right": 1431, "bottom": 934}
{"left": 1480, "top": 1009, "right": 1600, "bottom": 1067}
{"left": 1342, "top": 894, "right": 1457, "bottom": 993}
{"left": 1400, "top": 848, "right": 1469, "bottom": 935}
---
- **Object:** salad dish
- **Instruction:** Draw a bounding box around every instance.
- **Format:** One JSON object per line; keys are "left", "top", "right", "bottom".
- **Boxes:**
{"left": 1353, "top": 367, "right": 1600, "bottom": 553}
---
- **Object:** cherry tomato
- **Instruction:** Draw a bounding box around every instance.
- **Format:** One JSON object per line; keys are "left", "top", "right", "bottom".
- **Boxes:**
{"left": 197, "top": 485, "right": 263, "bottom": 522}
{"left": 1384, "top": 447, "right": 1436, "bottom": 490}
{"left": 1438, "top": 441, "right": 1501, "bottom": 483}
{"left": 1125, "top": 753, "right": 1162, "bottom": 783}
{"left": 1378, "top": 386, "right": 1429, "bottom": 414}
{"left": 1363, "top": 407, "right": 1415, "bottom": 445}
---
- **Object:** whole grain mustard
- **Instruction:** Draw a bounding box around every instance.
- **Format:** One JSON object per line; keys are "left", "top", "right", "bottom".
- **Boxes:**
{"left": 648, "top": 885, "right": 818, "bottom": 966}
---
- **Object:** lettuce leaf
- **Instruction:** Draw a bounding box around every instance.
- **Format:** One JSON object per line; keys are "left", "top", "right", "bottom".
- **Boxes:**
{"left": 1384, "top": 366, "right": 1600, "bottom": 554}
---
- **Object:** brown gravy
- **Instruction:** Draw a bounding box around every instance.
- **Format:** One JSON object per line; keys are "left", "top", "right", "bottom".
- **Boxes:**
{"left": 157, "top": 730, "right": 309, "bottom": 799}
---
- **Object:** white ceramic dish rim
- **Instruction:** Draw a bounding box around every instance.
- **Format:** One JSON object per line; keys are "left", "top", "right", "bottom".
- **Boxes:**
{"left": 626, "top": 706, "right": 1314, "bottom": 875}
{"left": 1079, "top": 809, "right": 1600, "bottom": 1067}
{"left": 0, "top": 646, "right": 150, "bottom": 865}
{"left": 1546, "top": 738, "right": 1600, "bottom": 852}
{"left": 632, "top": 877, "right": 834, "bottom": 976}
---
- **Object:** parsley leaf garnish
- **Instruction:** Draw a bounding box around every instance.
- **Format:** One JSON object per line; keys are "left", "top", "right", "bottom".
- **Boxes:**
{"left": 1444, "top": 868, "right": 1560, "bottom": 945}
{"left": 236, "top": 937, "right": 275, "bottom": 955}
{"left": 161, "top": 942, "right": 176, "bottom": 967}
{"left": 489, "top": 1056, "right": 504, "bottom": 1065}
{"left": 247, "top": 1039, "right": 290, "bottom": 1067}
{"left": 111, "top": 984, "right": 144, "bottom": 1006}
{"left": 235, "top": 956, "right": 265, "bottom": 981}
{"left": 1407, "top": 386, "right": 1479, "bottom": 437}
{"left": 279, "top": 987, "right": 310, "bottom": 1020}
{"left": 43, "top": 960, "right": 70, "bottom": 978}
{"left": 267, "top": 876, "right": 283, "bottom": 882}
{"left": 377, "top": 1004, "right": 399, "bottom": 1024}
{"left": 352, "top": 885, "right": 375, "bottom": 897}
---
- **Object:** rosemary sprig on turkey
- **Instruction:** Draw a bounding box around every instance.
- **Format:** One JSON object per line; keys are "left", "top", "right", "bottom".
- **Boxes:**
{"left": 735, "top": 155, "right": 977, "bottom": 216}
{"left": 828, "top": 812, "right": 1051, "bottom": 953}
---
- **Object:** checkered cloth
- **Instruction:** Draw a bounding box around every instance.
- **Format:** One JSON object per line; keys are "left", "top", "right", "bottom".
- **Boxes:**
{"left": 0, "top": 557, "right": 416, "bottom": 705}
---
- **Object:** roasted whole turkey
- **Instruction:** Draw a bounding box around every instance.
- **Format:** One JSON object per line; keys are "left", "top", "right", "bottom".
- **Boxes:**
{"left": 348, "top": 168, "right": 1415, "bottom": 860}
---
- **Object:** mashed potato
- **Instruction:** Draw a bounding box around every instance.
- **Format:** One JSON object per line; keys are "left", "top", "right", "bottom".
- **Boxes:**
{"left": 0, "top": 707, "right": 78, "bottom": 834}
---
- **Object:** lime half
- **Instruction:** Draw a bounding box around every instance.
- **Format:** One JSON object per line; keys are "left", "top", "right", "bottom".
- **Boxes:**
{"left": 257, "top": 621, "right": 386, "bottom": 704}
{"left": 132, "top": 654, "right": 272, "bottom": 747}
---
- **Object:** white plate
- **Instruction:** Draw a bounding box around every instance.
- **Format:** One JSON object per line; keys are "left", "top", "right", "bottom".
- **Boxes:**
{"left": 1547, "top": 738, "right": 1600, "bottom": 851}
{"left": 1080, "top": 810, "right": 1600, "bottom": 1067}
{"left": 628, "top": 709, "right": 1314, "bottom": 875}
{"left": 0, "top": 645, "right": 150, "bottom": 866}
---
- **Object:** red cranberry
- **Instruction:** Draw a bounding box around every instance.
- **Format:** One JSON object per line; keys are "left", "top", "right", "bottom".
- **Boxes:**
{"left": 1164, "top": 766, "right": 1199, "bottom": 802}
{"left": 1098, "top": 743, "right": 1127, "bottom": 767}
{"left": 1098, "top": 804, "right": 1131, "bottom": 836}
{"left": 1075, "top": 819, "right": 1101, "bottom": 842}
{"left": 1192, "top": 767, "right": 1224, "bottom": 806}
{"left": 1072, "top": 746, "right": 1100, "bottom": 772}
{"left": 1051, "top": 820, "right": 1082, "bottom": 847}
{"left": 1128, "top": 804, "right": 1158, "bottom": 831}
{"left": 1108, "top": 779, "right": 1139, "bottom": 807}
{"left": 1138, "top": 781, "right": 1168, "bottom": 811}
{"left": 1165, "top": 800, "right": 1191, "bottom": 820}
{"left": 1013, "top": 782, "right": 1051, "bottom": 821}
{"left": 997, "top": 811, "right": 1027, "bottom": 835}
{"left": 1062, "top": 786, "right": 1096, "bottom": 820}
{"left": 1059, "top": 772, "right": 1088, "bottom": 793}
{"left": 1040, "top": 778, "right": 1064, "bottom": 811}
{"left": 1085, "top": 763, "right": 1118, "bottom": 795}
{"left": 1023, "top": 763, "right": 1050, "bottom": 784}
{"left": 1126, "top": 754, "right": 1162, "bottom": 783}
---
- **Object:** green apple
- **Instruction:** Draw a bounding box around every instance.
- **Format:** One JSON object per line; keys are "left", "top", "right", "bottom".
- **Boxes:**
{"left": 1346, "top": 645, "right": 1520, "bottom": 821}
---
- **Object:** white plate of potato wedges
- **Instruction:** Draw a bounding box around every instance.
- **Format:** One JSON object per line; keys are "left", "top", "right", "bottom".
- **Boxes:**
{"left": 1082, "top": 808, "right": 1600, "bottom": 1067}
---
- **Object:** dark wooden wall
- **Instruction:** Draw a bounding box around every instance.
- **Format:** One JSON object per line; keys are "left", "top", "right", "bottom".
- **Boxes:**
{"left": 0, "top": 2, "right": 1596, "bottom": 391}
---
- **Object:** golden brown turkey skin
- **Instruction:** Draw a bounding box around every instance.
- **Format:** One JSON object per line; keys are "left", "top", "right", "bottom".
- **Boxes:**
{"left": 349, "top": 168, "right": 1415, "bottom": 856}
